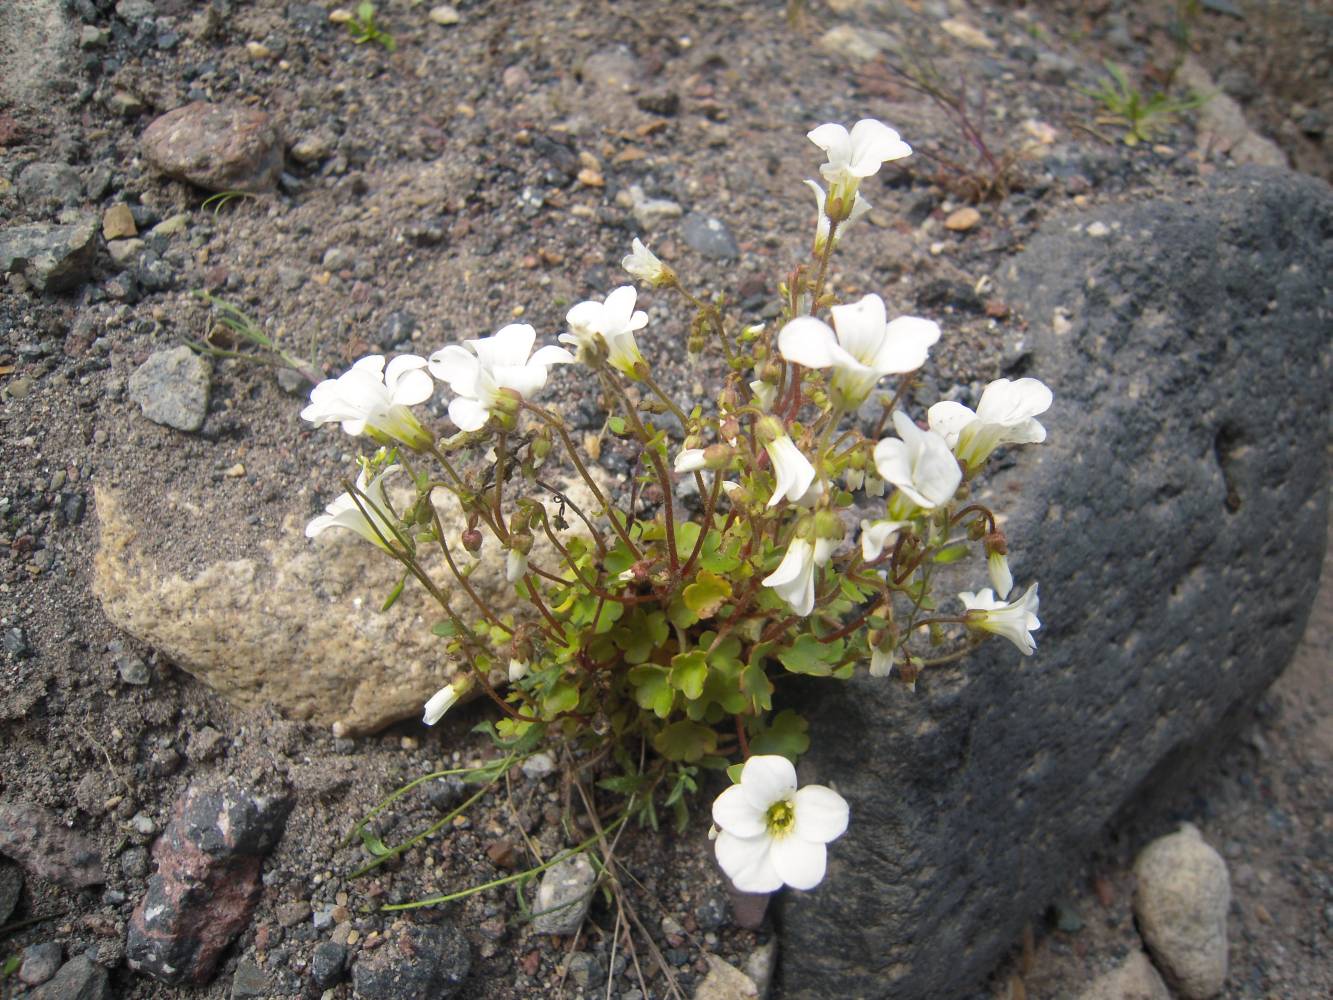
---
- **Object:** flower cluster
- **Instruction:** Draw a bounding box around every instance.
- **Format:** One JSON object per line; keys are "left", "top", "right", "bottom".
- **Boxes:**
{"left": 301, "top": 118, "right": 1051, "bottom": 898}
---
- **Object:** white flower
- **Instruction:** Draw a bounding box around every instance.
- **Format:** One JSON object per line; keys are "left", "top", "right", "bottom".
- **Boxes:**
{"left": 428, "top": 324, "right": 573, "bottom": 432}
{"left": 301, "top": 355, "right": 434, "bottom": 450}
{"left": 805, "top": 179, "right": 870, "bottom": 254}
{"left": 807, "top": 119, "right": 911, "bottom": 208}
{"left": 508, "top": 658, "right": 529, "bottom": 683}
{"left": 305, "top": 465, "right": 403, "bottom": 552}
{"left": 959, "top": 583, "right": 1041, "bottom": 656}
{"left": 561, "top": 286, "right": 649, "bottom": 378}
{"left": 674, "top": 448, "right": 707, "bottom": 474}
{"left": 869, "top": 645, "right": 894, "bottom": 678}
{"left": 423, "top": 683, "right": 460, "bottom": 725}
{"left": 505, "top": 549, "right": 528, "bottom": 583}
{"left": 621, "top": 238, "right": 673, "bottom": 287}
{"left": 761, "top": 537, "right": 835, "bottom": 617}
{"left": 712, "top": 754, "right": 849, "bottom": 893}
{"left": 749, "top": 379, "right": 778, "bottom": 412}
{"left": 988, "top": 550, "right": 1013, "bottom": 600}
{"left": 873, "top": 411, "right": 962, "bottom": 510}
{"left": 778, "top": 295, "right": 940, "bottom": 408}
{"left": 764, "top": 433, "right": 818, "bottom": 508}
{"left": 859, "top": 518, "right": 910, "bottom": 561}
{"left": 927, "top": 377, "right": 1052, "bottom": 472}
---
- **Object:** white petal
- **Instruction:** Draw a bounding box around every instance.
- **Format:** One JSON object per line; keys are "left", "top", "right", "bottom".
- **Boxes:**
{"left": 988, "top": 551, "right": 1014, "bottom": 600}
{"left": 974, "top": 377, "right": 1053, "bottom": 426}
{"left": 927, "top": 400, "right": 977, "bottom": 447}
{"left": 778, "top": 317, "right": 842, "bottom": 369}
{"left": 423, "top": 684, "right": 458, "bottom": 725}
{"left": 869, "top": 645, "right": 894, "bottom": 678}
{"left": 711, "top": 784, "right": 767, "bottom": 838}
{"left": 848, "top": 119, "right": 911, "bottom": 175}
{"left": 565, "top": 300, "right": 603, "bottom": 334}
{"left": 792, "top": 785, "right": 849, "bottom": 844}
{"left": 715, "top": 831, "right": 783, "bottom": 894}
{"left": 761, "top": 539, "right": 812, "bottom": 589}
{"left": 603, "top": 285, "right": 639, "bottom": 333}
{"left": 739, "top": 755, "right": 797, "bottom": 812}
{"left": 675, "top": 448, "right": 707, "bottom": 473}
{"left": 389, "top": 366, "right": 435, "bottom": 407}
{"left": 770, "top": 835, "right": 828, "bottom": 890}
{"left": 492, "top": 362, "right": 546, "bottom": 399}
{"left": 471, "top": 323, "right": 536, "bottom": 369}
{"left": 448, "top": 396, "right": 489, "bottom": 432}
{"left": 829, "top": 294, "right": 887, "bottom": 364}
{"left": 528, "top": 344, "right": 575, "bottom": 367}
{"left": 860, "top": 519, "right": 908, "bottom": 561}
{"left": 872, "top": 316, "right": 940, "bottom": 374}
{"left": 428, "top": 345, "right": 482, "bottom": 394}
{"left": 807, "top": 122, "right": 851, "bottom": 164}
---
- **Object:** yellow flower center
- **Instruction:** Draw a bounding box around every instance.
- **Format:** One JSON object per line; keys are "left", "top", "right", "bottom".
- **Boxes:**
{"left": 765, "top": 798, "right": 796, "bottom": 837}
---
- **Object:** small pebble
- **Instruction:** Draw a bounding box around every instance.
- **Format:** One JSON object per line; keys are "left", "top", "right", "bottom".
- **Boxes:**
{"left": 945, "top": 206, "right": 982, "bottom": 232}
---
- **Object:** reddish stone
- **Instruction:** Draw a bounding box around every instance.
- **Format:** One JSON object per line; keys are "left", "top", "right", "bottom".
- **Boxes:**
{"left": 140, "top": 102, "right": 283, "bottom": 194}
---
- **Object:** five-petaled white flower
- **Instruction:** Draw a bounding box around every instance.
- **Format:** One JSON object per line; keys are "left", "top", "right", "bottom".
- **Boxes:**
{"left": 959, "top": 583, "right": 1041, "bottom": 656}
{"left": 301, "top": 355, "right": 434, "bottom": 450}
{"left": 306, "top": 464, "right": 403, "bottom": 552}
{"left": 807, "top": 119, "right": 911, "bottom": 211}
{"left": 778, "top": 294, "right": 940, "bottom": 408}
{"left": 712, "top": 754, "right": 849, "bottom": 893}
{"left": 805, "top": 179, "right": 870, "bottom": 255}
{"left": 428, "top": 324, "right": 573, "bottom": 433}
{"left": 561, "top": 286, "right": 650, "bottom": 378}
{"left": 763, "top": 432, "right": 818, "bottom": 509}
{"left": 761, "top": 537, "right": 835, "bottom": 617}
{"left": 423, "top": 683, "right": 460, "bottom": 725}
{"left": 621, "top": 238, "right": 674, "bottom": 287}
{"left": 873, "top": 411, "right": 963, "bottom": 510}
{"left": 927, "top": 377, "right": 1052, "bottom": 473}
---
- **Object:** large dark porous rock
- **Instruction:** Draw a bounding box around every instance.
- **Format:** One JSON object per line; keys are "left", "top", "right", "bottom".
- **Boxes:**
{"left": 778, "top": 167, "right": 1331, "bottom": 999}
{"left": 126, "top": 779, "right": 291, "bottom": 985}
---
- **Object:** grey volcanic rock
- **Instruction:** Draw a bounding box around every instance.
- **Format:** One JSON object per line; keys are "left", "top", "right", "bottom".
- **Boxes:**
{"left": 0, "top": 217, "right": 100, "bottom": 292}
{"left": 28, "top": 955, "right": 111, "bottom": 1000}
{"left": 351, "top": 922, "right": 470, "bottom": 999}
{"left": 127, "top": 346, "right": 212, "bottom": 432}
{"left": 126, "top": 779, "right": 290, "bottom": 984}
{"left": 141, "top": 102, "right": 283, "bottom": 193}
{"left": 778, "top": 167, "right": 1331, "bottom": 999}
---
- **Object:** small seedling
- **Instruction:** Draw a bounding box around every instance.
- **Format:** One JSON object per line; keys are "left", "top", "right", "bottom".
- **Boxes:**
{"left": 1080, "top": 61, "right": 1206, "bottom": 146}
{"left": 188, "top": 291, "right": 323, "bottom": 386}
{"left": 200, "top": 190, "right": 261, "bottom": 215}
{"left": 342, "top": 2, "right": 396, "bottom": 52}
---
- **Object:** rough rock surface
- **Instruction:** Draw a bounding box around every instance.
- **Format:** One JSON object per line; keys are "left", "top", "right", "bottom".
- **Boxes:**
{"left": 778, "top": 167, "right": 1331, "bottom": 999}
{"left": 140, "top": 102, "right": 283, "bottom": 193}
{"left": 27, "top": 954, "right": 111, "bottom": 1000}
{"left": 127, "top": 346, "right": 212, "bottom": 432}
{"left": 0, "top": 0, "right": 75, "bottom": 108}
{"left": 0, "top": 217, "right": 100, "bottom": 292}
{"left": 350, "top": 922, "right": 471, "bottom": 999}
{"left": 0, "top": 800, "right": 104, "bottom": 889}
{"left": 1077, "top": 950, "right": 1171, "bottom": 1000}
{"left": 125, "top": 779, "right": 291, "bottom": 985}
{"left": 92, "top": 473, "right": 606, "bottom": 734}
{"left": 1133, "top": 824, "right": 1232, "bottom": 998}
{"left": 693, "top": 953, "right": 761, "bottom": 1000}
{"left": 530, "top": 853, "right": 598, "bottom": 935}
{"left": 0, "top": 860, "right": 20, "bottom": 923}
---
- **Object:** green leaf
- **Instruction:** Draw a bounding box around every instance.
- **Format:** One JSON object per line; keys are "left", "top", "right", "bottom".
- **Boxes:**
{"left": 698, "top": 529, "right": 742, "bottom": 573}
{"left": 725, "top": 761, "right": 745, "bottom": 784}
{"left": 667, "top": 595, "right": 699, "bottom": 630}
{"left": 627, "top": 664, "right": 675, "bottom": 718}
{"left": 431, "top": 619, "right": 461, "bottom": 638}
{"left": 748, "top": 709, "right": 810, "bottom": 760}
{"left": 652, "top": 720, "right": 718, "bottom": 762}
{"left": 740, "top": 661, "right": 774, "bottom": 713}
{"left": 668, "top": 650, "right": 708, "bottom": 700}
{"left": 542, "top": 681, "right": 580, "bottom": 716}
{"left": 607, "top": 416, "right": 627, "bottom": 435}
{"left": 612, "top": 609, "right": 669, "bottom": 664}
{"left": 358, "top": 826, "right": 391, "bottom": 857}
{"left": 380, "top": 573, "right": 407, "bottom": 612}
{"left": 682, "top": 570, "right": 732, "bottom": 619}
{"left": 931, "top": 543, "right": 970, "bottom": 564}
{"left": 777, "top": 634, "right": 844, "bottom": 676}
{"left": 672, "top": 521, "right": 702, "bottom": 560}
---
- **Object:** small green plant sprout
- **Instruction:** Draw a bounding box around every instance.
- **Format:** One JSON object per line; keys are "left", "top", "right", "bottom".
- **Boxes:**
{"left": 199, "top": 190, "right": 261, "bottom": 215}
{"left": 188, "top": 291, "right": 323, "bottom": 386}
{"left": 300, "top": 118, "right": 1053, "bottom": 901}
{"left": 1080, "top": 60, "right": 1207, "bottom": 146}
{"left": 333, "top": 2, "right": 397, "bottom": 52}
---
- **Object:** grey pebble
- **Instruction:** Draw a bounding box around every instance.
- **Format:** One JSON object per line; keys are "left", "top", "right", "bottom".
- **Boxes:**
{"left": 681, "top": 213, "right": 739, "bottom": 260}
{"left": 127, "top": 345, "right": 211, "bottom": 433}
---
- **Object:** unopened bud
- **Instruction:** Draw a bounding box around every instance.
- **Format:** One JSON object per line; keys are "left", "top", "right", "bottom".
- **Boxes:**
{"left": 755, "top": 415, "right": 786, "bottom": 445}
{"left": 813, "top": 509, "right": 844, "bottom": 541}
{"left": 461, "top": 527, "right": 483, "bottom": 553}
{"left": 531, "top": 434, "right": 551, "bottom": 460}
{"left": 983, "top": 531, "right": 1007, "bottom": 556}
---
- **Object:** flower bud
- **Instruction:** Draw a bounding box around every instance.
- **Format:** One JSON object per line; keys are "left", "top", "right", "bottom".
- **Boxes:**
{"left": 813, "top": 509, "right": 844, "bottom": 542}
{"left": 461, "top": 527, "right": 483, "bottom": 553}
{"left": 755, "top": 415, "right": 787, "bottom": 445}
{"left": 532, "top": 433, "right": 551, "bottom": 461}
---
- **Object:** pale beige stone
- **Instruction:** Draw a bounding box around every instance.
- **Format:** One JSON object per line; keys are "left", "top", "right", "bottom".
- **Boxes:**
{"left": 102, "top": 203, "right": 137, "bottom": 240}
{"left": 1178, "top": 58, "right": 1286, "bottom": 169}
{"left": 93, "top": 473, "right": 606, "bottom": 734}
{"left": 1078, "top": 950, "right": 1171, "bottom": 1000}
{"left": 692, "top": 954, "right": 759, "bottom": 1000}
{"left": 945, "top": 206, "right": 982, "bottom": 232}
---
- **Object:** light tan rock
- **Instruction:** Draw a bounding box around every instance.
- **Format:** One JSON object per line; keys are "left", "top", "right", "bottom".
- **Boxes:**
{"left": 693, "top": 954, "right": 759, "bottom": 1000}
{"left": 102, "top": 203, "right": 137, "bottom": 240}
{"left": 945, "top": 206, "right": 982, "bottom": 232}
{"left": 1133, "top": 822, "right": 1231, "bottom": 999}
{"left": 1178, "top": 58, "right": 1286, "bottom": 169}
{"left": 1078, "top": 950, "right": 1171, "bottom": 1000}
{"left": 92, "top": 474, "right": 606, "bottom": 735}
